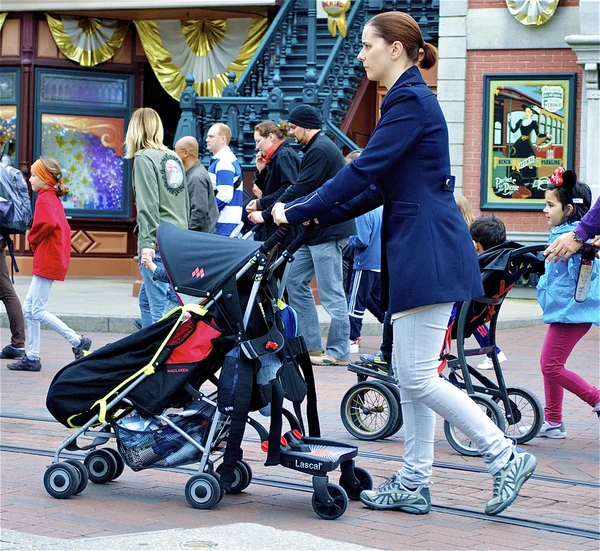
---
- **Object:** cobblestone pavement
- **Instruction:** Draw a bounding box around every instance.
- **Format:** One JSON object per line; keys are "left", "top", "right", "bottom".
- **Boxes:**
{"left": 0, "top": 325, "right": 598, "bottom": 550}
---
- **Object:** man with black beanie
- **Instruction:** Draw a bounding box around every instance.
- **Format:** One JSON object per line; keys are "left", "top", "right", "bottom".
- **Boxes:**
{"left": 262, "top": 104, "right": 355, "bottom": 366}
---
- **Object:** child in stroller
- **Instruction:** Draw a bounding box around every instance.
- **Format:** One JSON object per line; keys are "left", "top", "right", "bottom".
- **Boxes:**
{"left": 341, "top": 240, "right": 547, "bottom": 452}
{"left": 44, "top": 223, "right": 372, "bottom": 520}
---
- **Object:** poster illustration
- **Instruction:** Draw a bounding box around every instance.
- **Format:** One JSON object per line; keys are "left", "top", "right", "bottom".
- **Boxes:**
{"left": 480, "top": 74, "right": 576, "bottom": 210}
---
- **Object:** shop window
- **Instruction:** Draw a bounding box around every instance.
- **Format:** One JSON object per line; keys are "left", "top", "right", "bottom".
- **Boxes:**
{"left": 34, "top": 68, "right": 133, "bottom": 218}
{"left": 0, "top": 68, "right": 19, "bottom": 166}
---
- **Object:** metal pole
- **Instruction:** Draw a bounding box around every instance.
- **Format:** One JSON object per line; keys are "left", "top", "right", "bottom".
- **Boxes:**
{"left": 303, "top": 0, "right": 318, "bottom": 104}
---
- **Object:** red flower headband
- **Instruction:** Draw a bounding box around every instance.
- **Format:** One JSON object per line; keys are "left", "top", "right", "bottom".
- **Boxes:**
{"left": 550, "top": 166, "right": 565, "bottom": 187}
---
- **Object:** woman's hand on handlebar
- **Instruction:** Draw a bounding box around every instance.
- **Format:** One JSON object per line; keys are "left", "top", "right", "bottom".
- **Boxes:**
{"left": 272, "top": 202, "right": 288, "bottom": 226}
{"left": 248, "top": 211, "right": 265, "bottom": 224}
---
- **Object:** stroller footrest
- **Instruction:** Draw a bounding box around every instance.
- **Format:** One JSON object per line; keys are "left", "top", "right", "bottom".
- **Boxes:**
{"left": 279, "top": 438, "right": 358, "bottom": 475}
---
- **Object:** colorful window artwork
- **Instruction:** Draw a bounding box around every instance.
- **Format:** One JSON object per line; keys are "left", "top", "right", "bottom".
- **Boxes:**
{"left": 41, "top": 113, "right": 124, "bottom": 212}
{"left": 0, "top": 68, "right": 19, "bottom": 165}
{"left": 0, "top": 105, "right": 17, "bottom": 163}
{"left": 35, "top": 68, "right": 132, "bottom": 218}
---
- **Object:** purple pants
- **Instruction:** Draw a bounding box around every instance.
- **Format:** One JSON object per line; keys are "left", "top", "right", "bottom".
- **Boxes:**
{"left": 540, "top": 323, "right": 600, "bottom": 423}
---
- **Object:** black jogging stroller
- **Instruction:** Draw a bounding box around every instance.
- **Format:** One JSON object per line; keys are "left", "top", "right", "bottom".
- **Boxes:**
{"left": 44, "top": 223, "right": 372, "bottom": 520}
{"left": 340, "top": 242, "right": 547, "bottom": 454}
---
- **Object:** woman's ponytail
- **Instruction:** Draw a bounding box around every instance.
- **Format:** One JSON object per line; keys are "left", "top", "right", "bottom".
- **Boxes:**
{"left": 419, "top": 42, "right": 438, "bottom": 70}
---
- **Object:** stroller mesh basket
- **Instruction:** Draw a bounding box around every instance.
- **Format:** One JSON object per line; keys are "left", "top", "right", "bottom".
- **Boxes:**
{"left": 113, "top": 404, "right": 215, "bottom": 471}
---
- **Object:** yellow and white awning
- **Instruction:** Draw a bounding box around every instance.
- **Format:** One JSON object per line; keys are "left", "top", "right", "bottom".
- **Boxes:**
{"left": 505, "top": 0, "right": 559, "bottom": 26}
{"left": 46, "top": 14, "right": 129, "bottom": 67}
{"left": 135, "top": 17, "right": 267, "bottom": 99}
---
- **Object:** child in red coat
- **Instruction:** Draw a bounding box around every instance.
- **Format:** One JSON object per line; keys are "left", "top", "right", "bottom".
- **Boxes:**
{"left": 7, "top": 158, "right": 91, "bottom": 371}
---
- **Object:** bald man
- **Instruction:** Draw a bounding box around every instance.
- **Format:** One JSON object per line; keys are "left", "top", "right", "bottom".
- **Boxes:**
{"left": 175, "top": 136, "right": 218, "bottom": 233}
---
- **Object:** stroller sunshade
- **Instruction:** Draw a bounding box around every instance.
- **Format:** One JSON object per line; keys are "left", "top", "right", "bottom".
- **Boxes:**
{"left": 158, "top": 222, "right": 262, "bottom": 299}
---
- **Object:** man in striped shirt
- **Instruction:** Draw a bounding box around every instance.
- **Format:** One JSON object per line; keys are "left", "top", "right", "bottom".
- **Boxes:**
{"left": 206, "top": 123, "right": 243, "bottom": 236}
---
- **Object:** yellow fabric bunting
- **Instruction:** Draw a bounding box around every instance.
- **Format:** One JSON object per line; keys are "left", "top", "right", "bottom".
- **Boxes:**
{"left": 505, "top": 0, "right": 559, "bottom": 26}
{"left": 0, "top": 13, "right": 7, "bottom": 33}
{"left": 135, "top": 17, "right": 268, "bottom": 99}
{"left": 46, "top": 13, "right": 129, "bottom": 67}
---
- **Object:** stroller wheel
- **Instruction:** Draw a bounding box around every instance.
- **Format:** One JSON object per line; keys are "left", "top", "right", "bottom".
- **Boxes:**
{"left": 339, "top": 466, "right": 373, "bottom": 501}
{"left": 493, "top": 387, "right": 543, "bottom": 444}
{"left": 84, "top": 449, "right": 118, "bottom": 484}
{"left": 312, "top": 482, "right": 348, "bottom": 520}
{"left": 185, "top": 473, "right": 221, "bottom": 509}
{"left": 216, "top": 460, "right": 251, "bottom": 494}
{"left": 104, "top": 448, "right": 125, "bottom": 480}
{"left": 444, "top": 395, "right": 506, "bottom": 456}
{"left": 44, "top": 462, "right": 79, "bottom": 499}
{"left": 64, "top": 459, "right": 88, "bottom": 495}
{"left": 382, "top": 385, "right": 404, "bottom": 438}
{"left": 340, "top": 381, "right": 400, "bottom": 440}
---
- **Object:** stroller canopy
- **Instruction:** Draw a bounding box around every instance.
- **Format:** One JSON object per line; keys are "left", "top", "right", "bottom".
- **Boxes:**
{"left": 158, "top": 223, "right": 262, "bottom": 299}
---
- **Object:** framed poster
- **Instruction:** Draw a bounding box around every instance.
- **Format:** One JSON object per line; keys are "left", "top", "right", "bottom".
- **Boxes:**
{"left": 0, "top": 67, "right": 20, "bottom": 166}
{"left": 480, "top": 73, "right": 576, "bottom": 210}
{"left": 34, "top": 68, "right": 133, "bottom": 218}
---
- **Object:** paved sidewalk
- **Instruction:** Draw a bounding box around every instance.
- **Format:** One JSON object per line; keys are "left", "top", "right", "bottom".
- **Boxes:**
{"left": 1, "top": 276, "right": 543, "bottom": 335}
{"left": 0, "top": 325, "right": 598, "bottom": 550}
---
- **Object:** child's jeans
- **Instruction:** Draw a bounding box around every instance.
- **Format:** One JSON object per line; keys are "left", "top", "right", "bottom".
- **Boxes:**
{"left": 541, "top": 322, "right": 599, "bottom": 423}
{"left": 23, "top": 275, "right": 80, "bottom": 359}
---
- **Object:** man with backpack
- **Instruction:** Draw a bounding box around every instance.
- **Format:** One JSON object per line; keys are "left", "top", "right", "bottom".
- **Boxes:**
{"left": 0, "top": 162, "right": 32, "bottom": 359}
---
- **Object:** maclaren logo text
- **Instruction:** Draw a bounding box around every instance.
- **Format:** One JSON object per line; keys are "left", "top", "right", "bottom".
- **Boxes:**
{"left": 191, "top": 267, "right": 205, "bottom": 278}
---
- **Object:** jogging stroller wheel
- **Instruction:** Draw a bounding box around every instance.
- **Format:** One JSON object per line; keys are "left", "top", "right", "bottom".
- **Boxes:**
{"left": 185, "top": 473, "right": 221, "bottom": 509}
{"left": 339, "top": 466, "right": 373, "bottom": 501}
{"left": 382, "top": 385, "right": 404, "bottom": 438}
{"left": 340, "top": 381, "right": 400, "bottom": 440}
{"left": 44, "top": 462, "right": 79, "bottom": 499}
{"left": 444, "top": 395, "right": 506, "bottom": 457}
{"left": 216, "top": 461, "right": 251, "bottom": 494}
{"left": 312, "top": 482, "right": 348, "bottom": 520}
{"left": 84, "top": 449, "right": 118, "bottom": 484}
{"left": 64, "top": 459, "right": 88, "bottom": 495}
{"left": 492, "top": 387, "right": 543, "bottom": 444}
{"left": 104, "top": 448, "right": 125, "bottom": 480}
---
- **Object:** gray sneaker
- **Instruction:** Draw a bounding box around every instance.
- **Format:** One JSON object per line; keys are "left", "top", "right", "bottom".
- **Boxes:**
{"left": 485, "top": 448, "right": 537, "bottom": 516}
{"left": 360, "top": 474, "right": 431, "bottom": 514}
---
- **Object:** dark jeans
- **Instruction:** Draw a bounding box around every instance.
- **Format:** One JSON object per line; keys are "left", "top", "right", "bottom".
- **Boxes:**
{"left": 0, "top": 242, "right": 25, "bottom": 347}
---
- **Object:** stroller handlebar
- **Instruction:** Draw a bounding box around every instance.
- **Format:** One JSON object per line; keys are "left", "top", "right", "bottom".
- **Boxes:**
{"left": 285, "top": 221, "right": 317, "bottom": 256}
{"left": 259, "top": 224, "right": 290, "bottom": 254}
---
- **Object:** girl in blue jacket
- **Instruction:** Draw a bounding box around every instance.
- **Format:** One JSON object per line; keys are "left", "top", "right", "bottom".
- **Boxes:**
{"left": 537, "top": 168, "right": 599, "bottom": 438}
{"left": 273, "top": 11, "right": 536, "bottom": 517}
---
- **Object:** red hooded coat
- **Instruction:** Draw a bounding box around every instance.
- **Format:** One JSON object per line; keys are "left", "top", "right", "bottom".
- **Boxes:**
{"left": 27, "top": 188, "right": 71, "bottom": 281}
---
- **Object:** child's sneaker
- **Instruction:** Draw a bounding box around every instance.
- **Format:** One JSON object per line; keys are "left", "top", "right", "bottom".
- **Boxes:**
{"left": 0, "top": 345, "right": 25, "bottom": 359}
{"left": 485, "top": 448, "right": 537, "bottom": 516}
{"left": 477, "top": 351, "right": 507, "bottom": 370}
{"left": 538, "top": 421, "right": 567, "bottom": 439}
{"left": 350, "top": 338, "right": 361, "bottom": 354}
{"left": 7, "top": 356, "right": 42, "bottom": 371}
{"left": 360, "top": 474, "right": 431, "bottom": 514}
{"left": 309, "top": 353, "right": 348, "bottom": 366}
{"left": 73, "top": 336, "right": 92, "bottom": 360}
{"left": 358, "top": 351, "right": 390, "bottom": 374}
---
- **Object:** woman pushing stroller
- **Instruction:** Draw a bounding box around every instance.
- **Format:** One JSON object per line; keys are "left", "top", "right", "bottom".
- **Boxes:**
{"left": 272, "top": 11, "right": 537, "bottom": 516}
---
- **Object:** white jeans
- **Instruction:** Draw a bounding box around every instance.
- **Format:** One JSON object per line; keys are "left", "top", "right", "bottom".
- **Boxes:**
{"left": 23, "top": 275, "right": 80, "bottom": 360}
{"left": 392, "top": 303, "right": 513, "bottom": 486}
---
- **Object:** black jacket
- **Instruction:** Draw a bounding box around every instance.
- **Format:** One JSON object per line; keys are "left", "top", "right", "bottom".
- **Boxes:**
{"left": 254, "top": 141, "right": 300, "bottom": 241}
{"left": 263, "top": 131, "right": 355, "bottom": 245}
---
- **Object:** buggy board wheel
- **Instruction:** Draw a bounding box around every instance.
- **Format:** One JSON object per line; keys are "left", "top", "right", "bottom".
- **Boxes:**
{"left": 382, "top": 384, "right": 404, "bottom": 438}
{"left": 185, "top": 474, "right": 221, "bottom": 509}
{"left": 339, "top": 466, "right": 373, "bottom": 501}
{"left": 44, "top": 462, "right": 79, "bottom": 499}
{"left": 493, "top": 387, "right": 543, "bottom": 444}
{"left": 84, "top": 449, "right": 118, "bottom": 484}
{"left": 444, "top": 395, "right": 506, "bottom": 457}
{"left": 312, "top": 483, "right": 348, "bottom": 520}
{"left": 64, "top": 459, "right": 88, "bottom": 495}
{"left": 104, "top": 448, "right": 125, "bottom": 480}
{"left": 216, "top": 461, "right": 250, "bottom": 494}
{"left": 340, "top": 381, "right": 400, "bottom": 440}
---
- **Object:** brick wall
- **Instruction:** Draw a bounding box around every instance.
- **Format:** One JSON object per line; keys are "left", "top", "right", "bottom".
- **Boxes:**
{"left": 463, "top": 48, "right": 583, "bottom": 232}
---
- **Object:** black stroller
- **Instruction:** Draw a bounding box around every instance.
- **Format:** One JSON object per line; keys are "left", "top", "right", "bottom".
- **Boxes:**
{"left": 44, "top": 223, "right": 372, "bottom": 520}
{"left": 340, "top": 243, "right": 546, "bottom": 455}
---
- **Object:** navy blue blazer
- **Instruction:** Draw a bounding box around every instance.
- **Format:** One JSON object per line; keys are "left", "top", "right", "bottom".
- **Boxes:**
{"left": 285, "top": 66, "right": 483, "bottom": 313}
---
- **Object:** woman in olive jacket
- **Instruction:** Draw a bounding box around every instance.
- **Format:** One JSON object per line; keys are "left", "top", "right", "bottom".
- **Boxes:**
{"left": 273, "top": 12, "right": 537, "bottom": 517}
